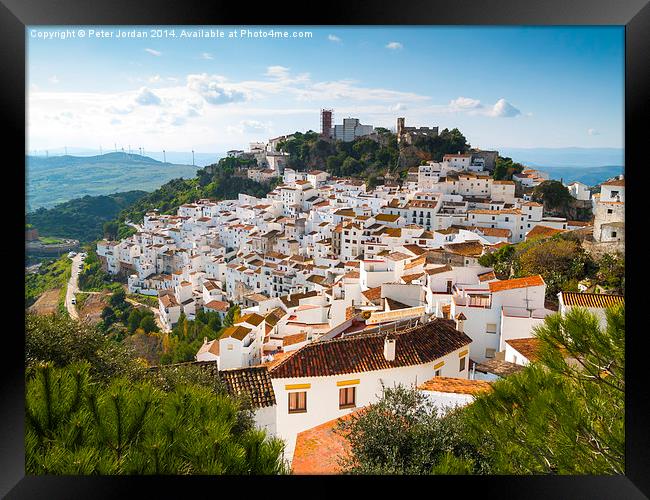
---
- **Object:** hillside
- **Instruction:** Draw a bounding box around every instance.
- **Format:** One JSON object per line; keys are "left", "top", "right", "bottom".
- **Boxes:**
{"left": 26, "top": 152, "right": 201, "bottom": 210}
{"left": 27, "top": 190, "right": 147, "bottom": 243}
{"left": 275, "top": 127, "right": 470, "bottom": 187}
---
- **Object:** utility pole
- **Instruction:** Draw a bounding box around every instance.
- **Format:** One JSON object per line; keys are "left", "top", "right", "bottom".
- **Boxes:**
{"left": 163, "top": 150, "right": 166, "bottom": 163}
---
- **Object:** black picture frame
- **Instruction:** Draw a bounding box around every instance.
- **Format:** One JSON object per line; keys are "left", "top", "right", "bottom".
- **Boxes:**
{"left": 3, "top": 0, "right": 648, "bottom": 497}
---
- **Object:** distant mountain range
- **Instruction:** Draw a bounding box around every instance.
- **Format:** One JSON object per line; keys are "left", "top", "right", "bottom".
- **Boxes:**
{"left": 26, "top": 153, "right": 203, "bottom": 211}
{"left": 492, "top": 147, "right": 624, "bottom": 186}
{"left": 28, "top": 149, "right": 223, "bottom": 168}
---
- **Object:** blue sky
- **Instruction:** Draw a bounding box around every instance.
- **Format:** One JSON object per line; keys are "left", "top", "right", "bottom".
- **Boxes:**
{"left": 27, "top": 26, "right": 624, "bottom": 153}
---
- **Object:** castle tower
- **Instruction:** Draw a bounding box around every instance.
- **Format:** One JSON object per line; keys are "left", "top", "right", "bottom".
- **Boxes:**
{"left": 397, "top": 117, "right": 405, "bottom": 137}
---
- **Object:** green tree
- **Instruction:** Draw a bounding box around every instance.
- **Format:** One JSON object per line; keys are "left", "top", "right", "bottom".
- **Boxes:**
{"left": 25, "top": 313, "right": 142, "bottom": 383}
{"left": 532, "top": 180, "right": 573, "bottom": 215}
{"left": 223, "top": 305, "right": 240, "bottom": 328}
{"left": 127, "top": 309, "right": 143, "bottom": 333}
{"left": 493, "top": 156, "right": 524, "bottom": 181}
{"left": 26, "top": 362, "right": 288, "bottom": 475}
{"left": 337, "top": 385, "right": 489, "bottom": 474}
{"left": 103, "top": 220, "right": 119, "bottom": 241}
{"left": 139, "top": 315, "right": 158, "bottom": 334}
{"left": 465, "top": 305, "right": 624, "bottom": 474}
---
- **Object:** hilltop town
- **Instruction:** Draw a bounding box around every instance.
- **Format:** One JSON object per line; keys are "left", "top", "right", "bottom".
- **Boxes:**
{"left": 92, "top": 115, "right": 625, "bottom": 468}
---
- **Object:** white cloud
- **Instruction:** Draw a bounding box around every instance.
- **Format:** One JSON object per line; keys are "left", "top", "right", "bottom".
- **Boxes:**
{"left": 144, "top": 48, "right": 162, "bottom": 57}
{"left": 489, "top": 98, "right": 521, "bottom": 118}
{"left": 48, "top": 75, "right": 60, "bottom": 84}
{"left": 148, "top": 74, "right": 161, "bottom": 83}
{"left": 200, "top": 52, "right": 214, "bottom": 60}
{"left": 241, "top": 120, "right": 268, "bottom": 133}
{"left": 135, "top": 87, "right": 162, "bottom": 106}
{"left": 390, "top": 103, "right": 407, "bottom": 112}
{"left": 386, "top": 42, "right": 403, "bottom": 50}
{"left": 265, "top": 65, "right": 291, "bottom": 80}
{"left": 328, "top": 34, "right": 342, "bottom": 43}
{"left": 186, "top": 73, "right": 248, "bottom": 105}
{"left": 588, "top": 128, "right": 600, "bottom": 136}
{"left": 106, "top": 104, "right": 134, "bottom": 115}
{"left": 449, "top": 96, "right": 483, "bottom": 111}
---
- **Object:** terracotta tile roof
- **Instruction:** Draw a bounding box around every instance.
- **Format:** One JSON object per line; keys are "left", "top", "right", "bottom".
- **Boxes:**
{"left": 474, "top": 359, "right": 524, "bottom": 377}
{"left": 280, "top": 291, "right": 319, "bottom": 309}
{"left": 402, "top": 244, "right": 427, "bottom": 256}
{"left": 505, "top": 338, "right": 542, "bottom": 362}
{"left": 269, "top": 318, "right": 472, "bottom": 379}
{"left": 477, "top": 270, "right": 497, "bottom": 282}
{"left": 362, "top": 286, "right": 382, "bottom": 302}
{"left": 219, "top": 366, "right": 276, "bottom": 408}
{"left": 292, "top": 411, "right": 357, "bottom": 474}
{"left": 559, "top": 292, "right": 624, "bottom": 308}
{"left": 489, "top": 275, "right": 544, "bottom": 292}
{"left": 220, "top": 325, "right": 252, "bottom": 341}
{"left": 238, "top": 313, "right": 265, "bottom": 327}
{"left": 283, "top": 332, "right": 308, "bottom": 347}
{"left": 418, "top": 376, "right": 492, "bottom": 395}
{"left": 204, "top": 300, "right": 230, "bottom": 312}
{"left": 426, "top": 264, "right": 453, "bottom": 276}
{"left": 196, "top": 339, "right": 220, "bottom": 357}
{"left": 526, "top": 225, "right": 566, "bottom": 240}
{"left": 375, "top": 213, "right": 401, "bottom": 222}
{"left": 443, "top": 241, "right": 484, "bottom": 257}
{"left": 401, "top": 272, "right": 425, "bottom": 283}
{"left": 601, "top": 179, "right": 625, "bottom": 186}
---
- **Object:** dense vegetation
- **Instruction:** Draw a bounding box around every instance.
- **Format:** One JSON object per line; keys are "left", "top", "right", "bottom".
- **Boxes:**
{"left": 276, "top": 128, "right": 471, "bottom": 185}
{"left": 26, "top": 152, "right": 199, "bottom": 210}
{"left": 25, "top": 313, "right": 287, "bottom": 474}
{"left": 27, "top": 191, "right": 147, "bottom": 243}
{"left": 159, "top": 306, "right": 238, "bottom": 365}
{"left": 492, "top": 156, "right": 525, "bottom": 181}
{"left": 25, "top": 255, "right": 71, "bottom": 307}
{"left": 78, "top": 247, "right": 123, "bottom": 293}
{"left": 478, "top": 233, "right": 624, "bottom": 301}
{"left": 339, "top": 304, "right": 625, "bottom": 474}
{"left": 532, "top": 180, "right": 576, "bottom": 217}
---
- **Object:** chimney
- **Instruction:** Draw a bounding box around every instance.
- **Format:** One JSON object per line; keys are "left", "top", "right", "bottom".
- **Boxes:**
{"left": 203, "top": 336, "right": 208, "bottom": 345}
{"left": 455, "top": 313, "right": 466, "bottom": 333}
{"left": 383, "top": 336, "right": 396, "bottom": 361}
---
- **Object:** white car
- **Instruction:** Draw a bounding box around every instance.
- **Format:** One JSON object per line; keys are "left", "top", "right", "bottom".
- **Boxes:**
{"left": 71, "top": 297, "right": 77, "bottom": 305}
{"left": 68, "top": 251, "right": 77, "bottom": 258}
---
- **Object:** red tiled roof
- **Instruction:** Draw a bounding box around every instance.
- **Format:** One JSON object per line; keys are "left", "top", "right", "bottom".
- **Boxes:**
{"left": 418, "top": 376, "right": 492, "bottom": 395}
{"left": 219, "top": 366, "right": 276, "bottom": 408}
{"left": 292, "top": 411, "right": 358, "bottom": 474}
{"left": 559, "top": 292, "right": 624, "bottom": 308}
{"left": 488, "top": 275, "right": 544, "bottom": 292}
{"left": 269, "top": 318, "right": 472, "bottom": 379}
{"left": 505, "top": 338, "right": 542, "bottom": 362}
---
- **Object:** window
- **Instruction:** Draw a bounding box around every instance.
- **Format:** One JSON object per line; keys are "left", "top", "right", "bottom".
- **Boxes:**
{"left": 485, "top": 348, "right": 496, "bottom": 359}
{"left": 339, "top": 387, "right": 356, "bottom": 409}
{"left": 612, "top": 231, "right": 617, "bottom": 238}
{"left": 486, "top": 323, "right": 497, "bottom": 334}
{"left": 607, "top": 209, "right": 613, "bottom": 214}
{"left": 435, "top": 369, "right": 442, "bottom": 377}
{"left": 288, "top": 391, "right": 307, "bottom": 413}
{"left": 459, "top": 357, "right": 466, "bottom": 372}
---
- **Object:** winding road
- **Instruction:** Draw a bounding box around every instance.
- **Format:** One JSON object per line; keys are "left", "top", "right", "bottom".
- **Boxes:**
{"left": 65, "top": 254, "right": 84, "bottom": 319}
